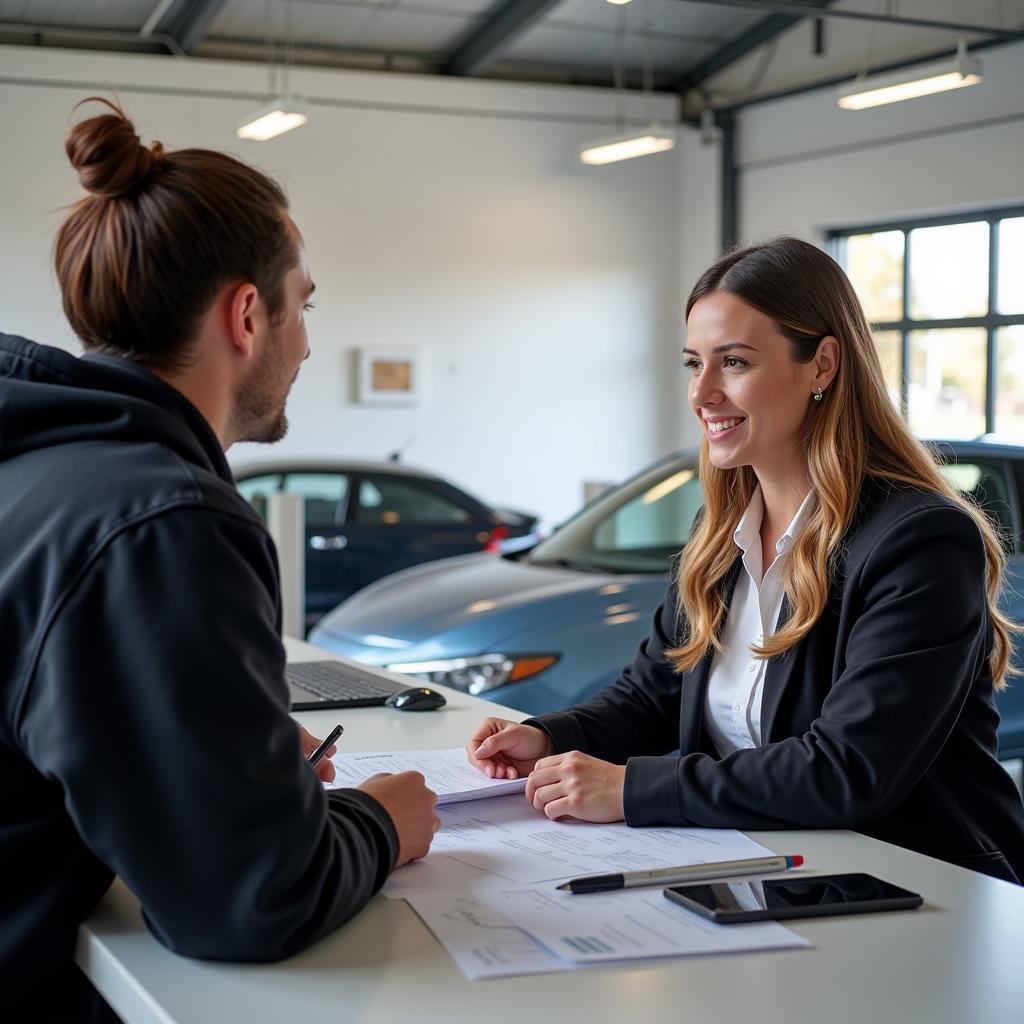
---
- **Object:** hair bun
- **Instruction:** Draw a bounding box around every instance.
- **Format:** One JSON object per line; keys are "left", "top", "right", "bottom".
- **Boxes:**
{"left": 66, "top": 97, "right": 164, "bottom": 199}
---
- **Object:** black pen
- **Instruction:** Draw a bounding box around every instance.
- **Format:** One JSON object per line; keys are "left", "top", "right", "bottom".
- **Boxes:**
{"left": 307, "top": 724, "right": 344, "bottom": 769}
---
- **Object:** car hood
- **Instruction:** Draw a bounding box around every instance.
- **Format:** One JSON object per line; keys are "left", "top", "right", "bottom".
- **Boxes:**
{"left": 313, "top": 553, "right": 665, "bottom": 659}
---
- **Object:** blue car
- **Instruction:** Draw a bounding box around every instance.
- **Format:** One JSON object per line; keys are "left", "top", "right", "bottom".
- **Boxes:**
{"left": 310, "top": 440, "right": 1024, "bottom": 760}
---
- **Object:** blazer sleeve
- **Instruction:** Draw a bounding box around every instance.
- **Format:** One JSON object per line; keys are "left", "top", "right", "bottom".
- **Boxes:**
{"left": 525, "top": 585, "right": 685, "bottom": 763}
{"left": 624, "top": 503, "right": 992, "bottom": 829}
{"left": 15, "top": 506, "right": 398, "bottom": 962}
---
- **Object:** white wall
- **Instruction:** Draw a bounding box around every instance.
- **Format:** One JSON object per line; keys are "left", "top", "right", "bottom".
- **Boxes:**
{"left": 674, "top": 122, "right": 721, "bottom": 449}
{"left": 734, "top": 39, "right": 1024, "bottom": 244}
{"left": 0, "top": 45, "right": 683, "bottom": 526}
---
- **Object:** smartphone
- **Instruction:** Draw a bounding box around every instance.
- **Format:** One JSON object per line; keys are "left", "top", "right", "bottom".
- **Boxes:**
{"left": 663, "top": 872, "right": 922, "bottom": 923}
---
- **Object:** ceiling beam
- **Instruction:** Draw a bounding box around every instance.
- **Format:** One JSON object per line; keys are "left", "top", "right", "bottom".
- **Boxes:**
{"left": 676, "top": 0, "right": 833, "bottom": 92}
{"left": 683, "top": 0, "right": 1024, "bottom": 42}
{"left": 443, "top": 0, "right": 564, "bottom": 77}
{"left": 145, "top": 0, "right": 228, "bottom": 54}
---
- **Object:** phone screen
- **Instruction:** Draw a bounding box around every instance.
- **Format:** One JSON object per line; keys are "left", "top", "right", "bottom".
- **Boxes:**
{"left": 664, "top": 873, "right": 922, "bottom": 923}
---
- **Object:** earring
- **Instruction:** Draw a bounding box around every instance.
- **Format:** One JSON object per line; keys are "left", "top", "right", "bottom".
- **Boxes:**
{"left": 813, "top": 387, "right": 824, "bottom": 402}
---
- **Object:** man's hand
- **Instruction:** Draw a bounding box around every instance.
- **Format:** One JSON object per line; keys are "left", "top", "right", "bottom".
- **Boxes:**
{"left": 297, "top": 723, "right": 338, "bottom": 784}
{"left": 524, "top": 751, "right": 626, "bottom": 823}
{"left": 358, "top": 772, "right": 440, "bottom": 867}
{"left": 467, "top": 718, "right": 555, "bottom": 779}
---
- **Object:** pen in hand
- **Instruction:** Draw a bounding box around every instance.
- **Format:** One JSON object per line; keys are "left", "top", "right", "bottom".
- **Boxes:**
{"left": 307, "top": 724, "right": 344, "bottom": 769}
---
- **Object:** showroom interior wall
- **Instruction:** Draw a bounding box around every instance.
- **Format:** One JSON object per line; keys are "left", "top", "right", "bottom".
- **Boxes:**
{"left": 0, "top": 44, "right": 684, "bottom": 526}
{"left": 732, "top": 39, "right": 1024, "bottom": 245}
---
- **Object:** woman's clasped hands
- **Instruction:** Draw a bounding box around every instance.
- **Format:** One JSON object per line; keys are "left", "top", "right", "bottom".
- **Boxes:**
{"left": 467, "top": 717, "right": 626, "bottom": 823}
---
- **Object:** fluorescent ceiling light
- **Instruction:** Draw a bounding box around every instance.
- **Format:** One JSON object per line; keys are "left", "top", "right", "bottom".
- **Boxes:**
{"left": 838, "top": 50, "right": 982, "bottom": 110}
{"left": 237, "top": 98, "right": 308, "bottom": 141}
{"left": 605, "top": 0, "right": 633, "bottom": 5}
{"left": 580, "top": 128, "right": 676, "bottom": 166}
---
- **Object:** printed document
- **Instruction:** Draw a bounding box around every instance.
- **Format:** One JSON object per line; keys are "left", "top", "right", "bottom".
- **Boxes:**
{"left": 474, "top": 884, "right": 810, "bottom": 963}
{"left": 406, "top": 891, "right": 565, "bottom": 980}
{"left": 407, "top": 887, "right": 809, "bottom": 979}
{"left": 383, "top": 794, "right": 776, "bottom": 899}
{"left": 325, "top": 747, "right": 526, "bottom": 804}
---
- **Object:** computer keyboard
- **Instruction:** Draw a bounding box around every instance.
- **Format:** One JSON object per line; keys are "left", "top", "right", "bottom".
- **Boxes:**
{"left": 286, "top": 660, "right": 402, "bottom": 707}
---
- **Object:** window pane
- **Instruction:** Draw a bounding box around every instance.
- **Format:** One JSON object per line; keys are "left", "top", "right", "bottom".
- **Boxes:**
{"left": 528, "top": 458, "right": 699, "bottom": 574}
{"left": 845, "top": 231, "right": 904, "bottom": 323}
{"left": 908, "top": 328, "right": 987, "bottom": 438}
{"left": 235, "top": 473, "right": 281, "bottom": 524}
{"left": 358, "top": 478, "right": 471, "bottom": 525}
{"left": 997, "top": 217, "right": 1024, "bottom": 314}
{"left": 996, "top": 325, "right": 1024, "bottom": 437}
{"left": 593, "top": 468, "right": 704, "bottom": 561}
{"left": 873, "top": 330, "right": 902, "bottom": 409}
{"left": 937, "top": 460, "right": 1014, "bottom": 539}
{"left": 909, "top": 222, "right": 989, "bottom": 319}
{"left": 284, "top": 473, "right": 349, "bottom": 527}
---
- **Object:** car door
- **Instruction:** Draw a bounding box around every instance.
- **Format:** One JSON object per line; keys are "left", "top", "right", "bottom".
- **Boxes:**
{"left": 339, "top": 473, "right": 492, "bottom": 595}
{"left": 938, "top": 455, "right": 1024, "bottom": 759}
{"left": 278, "top": 471, "right": 353, "bottom": 624}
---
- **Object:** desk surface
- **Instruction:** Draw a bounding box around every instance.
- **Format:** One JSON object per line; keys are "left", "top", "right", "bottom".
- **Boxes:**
{"left": 77, "top": 640, "right": 1024, "bottom": 1024}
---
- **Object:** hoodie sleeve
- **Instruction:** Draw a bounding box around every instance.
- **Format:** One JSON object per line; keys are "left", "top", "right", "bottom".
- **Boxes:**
{"left": 14, "top": 505, "right": 398, "bottom": 962}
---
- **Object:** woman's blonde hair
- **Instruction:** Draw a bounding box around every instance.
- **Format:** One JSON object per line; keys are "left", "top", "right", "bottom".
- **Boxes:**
{"left": 667, "top": 237, "right": 1017, "bottom": 689}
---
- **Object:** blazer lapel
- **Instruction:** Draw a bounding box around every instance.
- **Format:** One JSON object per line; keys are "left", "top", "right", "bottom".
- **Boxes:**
{"left": 679, "top": 557, "right": 743, "bottom": 754}
{"left": 759, "top": 595, "right": 802, "bottom": 744}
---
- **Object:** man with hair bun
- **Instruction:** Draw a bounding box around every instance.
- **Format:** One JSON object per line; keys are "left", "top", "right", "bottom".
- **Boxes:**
{"left": 0, "top": 98, "right": 440, "bottom": 1021}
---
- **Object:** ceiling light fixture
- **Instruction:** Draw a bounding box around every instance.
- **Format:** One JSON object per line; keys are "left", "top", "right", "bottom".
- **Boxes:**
{"left": 838, "top": 39, "right": 982, "bottom": 110}
{"left": 237, "top": 0, "right": 307, "bottom": 141}
{"left": 581, "top": 0, "right": 674, "bottom": 166}
{"left": 580, "top": 129, "right": 675, "bottom": 165}
{"left": 237, "top": 98, "right": 307, "bottom": 141}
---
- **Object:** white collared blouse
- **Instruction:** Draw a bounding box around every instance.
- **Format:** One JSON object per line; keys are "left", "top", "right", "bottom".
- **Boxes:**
{"left": 703, "top": 487, "right": 816, "bottom": 757}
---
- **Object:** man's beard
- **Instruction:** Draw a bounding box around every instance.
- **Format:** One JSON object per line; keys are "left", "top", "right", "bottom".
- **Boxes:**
{"left": 230, "top": 327, "right": 293, "bottom": 445}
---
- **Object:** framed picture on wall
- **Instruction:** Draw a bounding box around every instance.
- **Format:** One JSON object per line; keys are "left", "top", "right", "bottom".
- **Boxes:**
{"left": 355, "top": 347, "right": 421, "bottom": 406}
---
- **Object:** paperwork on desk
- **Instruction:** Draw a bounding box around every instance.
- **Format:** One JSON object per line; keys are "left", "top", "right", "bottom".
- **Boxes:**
{"left": 407, "top": 886, "right": 809, "bottom": 979}
{"left": 328, "top": 753, "right": 811, "bottom": 978}
{"left": 325, "top": 747, "right": 527, "bottom": 804}
{"left": 382, "top": 793, "right": 776, "bottom": 899}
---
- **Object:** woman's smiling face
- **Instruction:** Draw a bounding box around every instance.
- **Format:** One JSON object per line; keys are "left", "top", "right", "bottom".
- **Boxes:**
{"left": 685, "top": 290, "right": 829, "bottom": 478}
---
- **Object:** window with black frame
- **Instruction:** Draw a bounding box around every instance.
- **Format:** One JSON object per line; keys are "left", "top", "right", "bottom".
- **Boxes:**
{"left": 829, "top": 209, "right": 1024, "bottom": 440}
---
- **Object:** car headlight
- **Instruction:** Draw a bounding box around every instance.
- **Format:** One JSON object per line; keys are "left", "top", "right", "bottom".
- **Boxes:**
{"left": 385, "top": 654, "right": 558, "bottom": 696}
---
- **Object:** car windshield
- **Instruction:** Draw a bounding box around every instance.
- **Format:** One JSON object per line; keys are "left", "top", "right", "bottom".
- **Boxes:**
{"left": 528, "top": 457, "right": 702, "bottom": 574}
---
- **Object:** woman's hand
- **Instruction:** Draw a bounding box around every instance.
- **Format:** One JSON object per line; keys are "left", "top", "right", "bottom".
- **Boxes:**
{"left": 524, "top": 751, "right": 626, "bottom": 822}
{"left": 467, "top": 718, "right": 555, "bottom": 779}
{"left": 297, "top": 723, "right": 338, "bottom": 784}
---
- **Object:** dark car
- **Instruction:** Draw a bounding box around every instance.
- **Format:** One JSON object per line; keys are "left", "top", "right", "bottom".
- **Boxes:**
{"left": 310, "top": 438, "right": 1024, "bottom": 761}
{"left": 234, "top": 460, "right": 538, "bottom": 630}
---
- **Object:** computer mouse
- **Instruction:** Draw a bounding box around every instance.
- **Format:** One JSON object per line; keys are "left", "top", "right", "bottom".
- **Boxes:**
{"left": 384, "top": 686, "right": 447, "bottom": 711}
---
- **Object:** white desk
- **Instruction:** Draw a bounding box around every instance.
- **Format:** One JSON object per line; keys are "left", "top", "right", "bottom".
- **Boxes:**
{"left": 77, "top": 640, "right": 1024, "bottom": 1024}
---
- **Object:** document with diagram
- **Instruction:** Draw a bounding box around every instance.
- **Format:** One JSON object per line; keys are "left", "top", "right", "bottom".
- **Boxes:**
{"left": 407, "top": 885, "right": 809, "bottom": 979}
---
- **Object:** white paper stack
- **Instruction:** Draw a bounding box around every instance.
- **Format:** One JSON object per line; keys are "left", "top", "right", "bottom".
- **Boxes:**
{"left": 325, "top": 747, "right": 527, "bottom": 804}
{"left": 326, "top": 747, "right": 810, "bottom": 978}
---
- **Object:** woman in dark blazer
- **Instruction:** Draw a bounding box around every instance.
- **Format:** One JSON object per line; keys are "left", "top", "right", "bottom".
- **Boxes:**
{"left": 466, "top": 237, "right": 1024, "bottom": 884}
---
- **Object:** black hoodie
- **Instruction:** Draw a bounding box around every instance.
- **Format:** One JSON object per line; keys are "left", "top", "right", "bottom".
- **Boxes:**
{"left": 0, "top": 334, "right": 398, "bottom": 1015}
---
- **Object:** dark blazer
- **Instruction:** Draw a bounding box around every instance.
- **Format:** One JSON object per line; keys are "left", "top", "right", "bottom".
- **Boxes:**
{"left": 529, "top": 477, "right": 1024, "bottom": 884}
